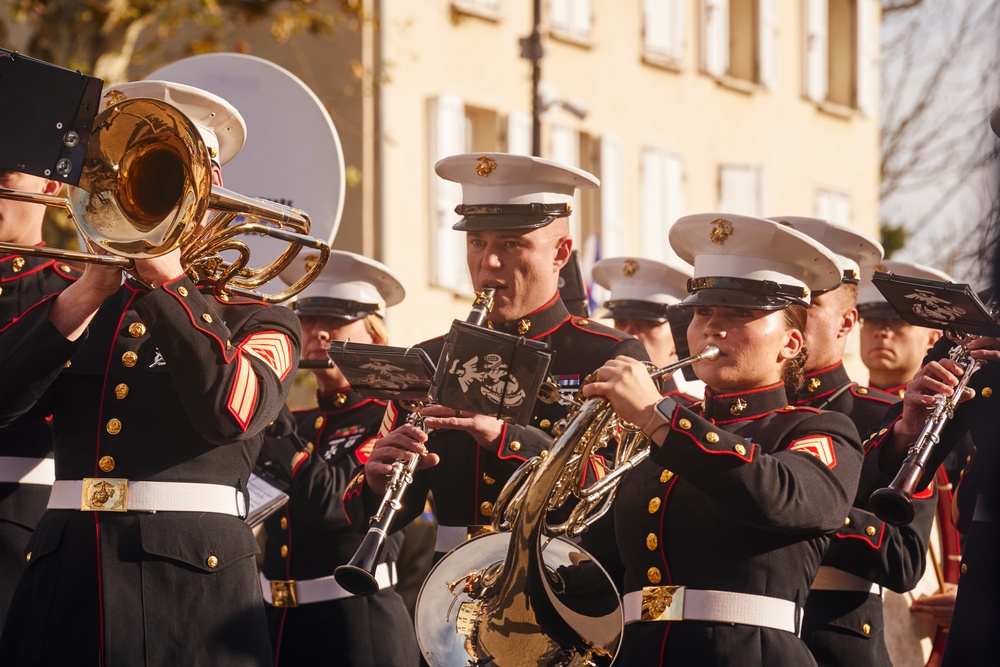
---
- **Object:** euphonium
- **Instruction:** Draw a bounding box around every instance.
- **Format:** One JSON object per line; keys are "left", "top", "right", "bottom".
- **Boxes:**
{"left": 0, "top": 98, "right": 329, "bottom": 301}
{"left": 413, "top": 346, "right": 718, "bottom": 667}
{"left": 334, "top": 288, "right": 496, "bottom": 596}
{"left": 870, "top": 342, "right": 982, "bottom": 526}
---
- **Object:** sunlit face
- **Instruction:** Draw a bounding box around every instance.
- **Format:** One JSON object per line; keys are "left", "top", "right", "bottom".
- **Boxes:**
{"left": 614, "top": 318, "right": 677, "bottom": 368}
{"left": 803, "top": 287, "right": 857, "bottom": 371}
{"left": 466, "top": 221, "right": 570, "bottom": 323}
{"left": 859, "top": 316, "right": 940, "bottom": 380}
{"left": 0, "top": 170, "right": 59, "bottom": 244}
{"left": 687, "top": 306, "right": 801, "bottom": 393}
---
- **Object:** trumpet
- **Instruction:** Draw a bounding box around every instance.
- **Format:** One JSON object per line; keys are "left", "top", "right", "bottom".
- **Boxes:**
{"left": 334, "top": 288, "right": 495, "bottom": 596}
{"left": 0, "top": 97, "right": 329, "bottom": 302}
{"left": 869, "top": 342, "right": 982, "bottom": 526}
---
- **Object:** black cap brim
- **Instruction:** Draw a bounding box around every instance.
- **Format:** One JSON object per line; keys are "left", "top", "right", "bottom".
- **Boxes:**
{"left": 604, "top": 300, "right": 672, "bottom": 322}
{"left": 452, "top": 214, "right": 559, "bottom": 232}
{"left": 292, "top": 297, "right": 379, "bottom": 321}
{"left": 857, "top": 302, "right": 901, "bottom": 319}
{"left": 677, "top": 288, "right": 795, "bottom": 311}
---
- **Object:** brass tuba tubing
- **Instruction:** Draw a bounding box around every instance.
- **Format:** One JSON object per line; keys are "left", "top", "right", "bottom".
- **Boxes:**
{"left": 334, "top": 289, "right": 496, "bottom": 596}
{"left": 870, "top": 343, "right": 982, "bottom": 526}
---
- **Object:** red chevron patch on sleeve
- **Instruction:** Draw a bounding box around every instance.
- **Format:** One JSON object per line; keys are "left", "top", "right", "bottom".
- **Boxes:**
{"left": 227, "top": 353, "right": 259, "bottom": 431}
{"left": 242, "top": 332, "right": 292, "bottom": 380}
{"left": 376, "top": 402, "right": 399, "bottom": 439}
{"left": 788, "top": 435, "right": 837, "bottom": 468}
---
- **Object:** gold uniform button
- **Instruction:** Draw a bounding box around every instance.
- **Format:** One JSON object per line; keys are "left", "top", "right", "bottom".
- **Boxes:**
{"left": 866, "top": 526, "right": 877, "bottom": 536}
{"left": 25, "top": 551, "right": 31, "bottom": 564}
{"left": 0, "top": 286, "right": 3, "bottom": 296}
{"left": 862, "top": 623, "right": 871, "bottom": 636}
{"left": 226, "top": 340, "right": 232, "bottom": 350}
{"left": 647, "top": 567, "right": 662, "bottom": 584}
{"left": 114, "top": 383, "right": 129, "bottom": 400}
{"left": 218, "top": 292, "right": 230, "bottom": 302}
{"left": 106, "top": 419, "right": 122, "bottom": 435}
{"left": 983, "top": 387, "right": 993, "bottom": 398}
{"left": 334, "top": 393, "right": 347, "bottom": 407}
{"left": 844, "top": 517, "right": 851, "bottom": 526}
{"left": 539, "top": 419, "right": 551, "bottom": 429}
{"left": 98, "top": 456, "right": 115, "bottom": 472}
{"left": 64, "top": 360, "right": 72, "bottom": 369}
{"left": 206, "top": 555, "right": 219, "bottom": 569}
{"left": 177, "top": 286, "right": 189, "bottom": 297}
{"left": 59, "top": 264, "right": 72, "bottom": 273}
{"left": 201, "top": 313, "right": 213, "bottom": 324}
{"left": 660, "top": 470, "right": 674, "bottom": 483}
{"left": 11, "top": 257, "right": 25, "bottom": 272}
{"left": 678, "top": 418, "right": 692, "bottom": 430}
{"left": 648, "top": 497, "right": 661, "bottom": 513}
{"left": 483, "top": 473, "right": 496, "bottom": 485}
{"left": 509, "top": 440, "right": 522, "bottom": 452}
{"left": 128, "top": 322, "right": 146, "bottom": 338}
{"left": 280, "top": 545, "right": 289, "bottom": 558}
{"left": 279, "top": 517, "right": 288, "bottom": 530}
{"left": 646, "top": 533, "right": 658, "bottom": 550}
{"left": 480, "top": 501, "right": 493, "bottom": 517}
{"left": 706, "top": 432, "right": 720, "bottom": 444}
{"left": 575, "top": 319, "right": 588, "bottom": 325}
{"left": 857, "top": 387, "right": 868, "bottom": 395}
{"left": 734, "top": 443, "right": 747, "bottom": 456}
{"left": 314, "top": 416, "right": 324, "bottom": 430}
{"left": 961, "top": 563, "right": 968, "bottom": 575}
{"left": 121, "top": 351, "right": 138, "bottom": 367}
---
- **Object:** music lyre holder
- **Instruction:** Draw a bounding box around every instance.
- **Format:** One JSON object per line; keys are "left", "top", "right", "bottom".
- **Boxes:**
{"left": 871, "top": 271, "right": 1000, "bottom": 337}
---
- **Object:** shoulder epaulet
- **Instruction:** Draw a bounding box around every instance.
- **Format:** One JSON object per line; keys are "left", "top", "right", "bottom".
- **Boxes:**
{"left": 567, "top": 317, "right": 626, "bottom": 341}
{"left": 52, "top": 262, "right": 83, "bottom": 280}
{"left": 779, "top": 404, "right": 823, "bottom": 414}
{"left": 849, "top": 384, "right": 900, "bottom": 405}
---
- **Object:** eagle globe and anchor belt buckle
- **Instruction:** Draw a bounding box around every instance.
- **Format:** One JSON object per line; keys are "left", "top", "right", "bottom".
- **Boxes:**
{"left": 80, "top": 478, "right": 129, "bottom": 511}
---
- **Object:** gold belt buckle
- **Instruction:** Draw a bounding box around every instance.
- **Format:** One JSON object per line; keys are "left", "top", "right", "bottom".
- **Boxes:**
{"left": 466, "top": 524, "right": 494, "bottom": 540}
{"left": 270, "top": 580, "right": 299, "bottom": 608}
{"left": 81, "top": 478, "right": 129, "bottom": 512}
{"left": 641, "top": 585, "right": 685, "bottom": 622}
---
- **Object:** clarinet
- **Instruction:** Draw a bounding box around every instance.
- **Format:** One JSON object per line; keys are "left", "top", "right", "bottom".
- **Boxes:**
{"left": 334, "top": 288, "right": 495, "bottom": 595}
{"left": 869, "top": 343, "right": 982, "bottom": 526}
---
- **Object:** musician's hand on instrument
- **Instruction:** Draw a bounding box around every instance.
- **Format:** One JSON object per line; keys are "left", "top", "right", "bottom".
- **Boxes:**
{"left": 965, "top": 335, "right": 1000, "bottom": 363}
{"left": 420, "top": 404, "right": 504, "bottom": 451}
{"left": 364, "top": 425, "right": 439, "bottom": 495}
{"left": 582, "top": 356, "right": 662, "bottom": 427}
{"left": 132, "top": 248, "right": 185, "bottom": 290}
{"left": 910, "top": 583, "right": 957, "bottom": 628}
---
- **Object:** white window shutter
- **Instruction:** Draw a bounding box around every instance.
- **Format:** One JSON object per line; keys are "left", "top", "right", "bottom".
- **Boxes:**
{"left": 662, "top": 153, "right": 685, "bottom": 265}
{"left": 702, "top": 0, "right": 729, "bottom": 77}
{"left": 804, "top": 0, "right": 829, "bottom": 103}
{"left": 758, "top": 0, "right": 777, "bottom": 90}
{"left": 572, "top": 0, "right": 593, "bottom": 38}
{"left": 599, "top": 135, "right": 625, "bottom": 257}
{"left": 641, "top": 148, "right": 665, "bottom": 259}
{"left": 429, "top": 95, "right": 470, "bottom": 292}
{"left": 551, "top": 125, "right": 582, "bottom": 240}
{"left": 719, "top": 165, "right": 761, "bottom": 216}
{"left": 817, "top": 190, "right": 852, "bottom": 226}
{"left": 644, "top": 0, "right": 671, "bottom": 58}
{"left": 507, "top": 112, "right": 533, "bottom": 155}
{"left": 551, "top": 0, "right": 570, "bottom": 32}
{"left": 856, "top": 0, "right": 877, "bottom": 115}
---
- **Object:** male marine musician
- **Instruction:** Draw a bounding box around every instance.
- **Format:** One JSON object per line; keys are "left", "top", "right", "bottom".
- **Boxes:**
{"left": 343, "top": 153, "right": 647, "bottom": 561}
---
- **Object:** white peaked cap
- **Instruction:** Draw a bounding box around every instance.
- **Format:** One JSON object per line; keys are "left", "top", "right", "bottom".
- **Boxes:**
{"left": 284, "top": 250, "right": 405, "bottom": 320}
{"left": 669, "top": 213, "right": 842, "bottom": 309}
{"left": 767, "top": 216, "right": 884, "bottom": 286}
{"left": 592, "top": 256, "right": 692, "bottom": 321}
{"left": 101, "top": 80, "right": 247, "bottom": 166}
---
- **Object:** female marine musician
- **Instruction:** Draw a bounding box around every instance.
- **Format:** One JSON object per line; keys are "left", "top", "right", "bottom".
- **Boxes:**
{"left": 257, "top": 251, "right": 420, "bottom": 666}
{"left": 581, "top": 214, "right": 864, "bottom": 666}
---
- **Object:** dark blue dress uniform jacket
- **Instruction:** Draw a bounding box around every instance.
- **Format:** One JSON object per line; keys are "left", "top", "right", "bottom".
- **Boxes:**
{"left": 582, "top": 382, "right": 863, "bottom": 667}
{"left": 0, "top": 276, "right": 299, "bottom": 666}
{"left": 0, "top": 252, "right": 79, "bottom": 630}
{"left": 794, "top": 362, "right": 936, "bottom": 667}
{"left": 261, "top": 391, "right": 419, "bottom": 667}
{"left": 868, "top": 336, "right": 1000, "bottom": 667}
{"left": 343, "top": 295, "right": 647, "bottom": 556}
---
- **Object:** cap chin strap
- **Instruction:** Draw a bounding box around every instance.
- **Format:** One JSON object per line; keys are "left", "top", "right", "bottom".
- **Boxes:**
{"left": 687, "top": 276, "right": 807, "bottom": 301}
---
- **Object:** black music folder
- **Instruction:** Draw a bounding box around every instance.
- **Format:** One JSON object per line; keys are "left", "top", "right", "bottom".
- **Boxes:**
{"left": 872, "top": 271, "right": 1000, "bottom": 337}
{"left": 327, "top": 342, "right": 437, "bottom": 403}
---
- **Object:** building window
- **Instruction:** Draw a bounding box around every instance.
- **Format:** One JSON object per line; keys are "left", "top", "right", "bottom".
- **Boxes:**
{"left": 803, "top": 0, "right": 877, "bottom": 114}
{"left": 599, "top": 135, "right": 625, "bottom": 258}
{"left": 453, "top": 0, "right": 501, "bottom": 15}
{"left": 816, "top": 189, "right": 852, "bottom": 226}
{"left": 702, "top": 0, "right": 777, "bottom": 89}
{"left": 641, "top": 147, "right": 685, "bottom": 265}
{"left": 718, "top": 164, "right": 764, "bottom": 215}
{"left": 643, "top": 0, "right": 685, "bottom": 66}
{"left": 429, "top": 96, "right": 500, "bottom": 294}
{"left": 551, "top": 0, "right": 593, "bottom": 42}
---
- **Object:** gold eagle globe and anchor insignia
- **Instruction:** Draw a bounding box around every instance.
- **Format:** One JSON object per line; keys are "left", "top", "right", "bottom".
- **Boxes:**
{"left": 709, "top": 218, "right": 734, "bottom": 245}
{"left": 623, "top": 259, "right": 640, "bottom": 277}
{"left": 475, "top": 155, "right": 498, "bottom": 177}
{"left": 81, "top": 478, "right": 129, "bottom": 511}
{"left": 729, "top": 397, "right": 748, "bottom": 416}
{"left": 642, "top": 585, "right": 685, "bottom": 621}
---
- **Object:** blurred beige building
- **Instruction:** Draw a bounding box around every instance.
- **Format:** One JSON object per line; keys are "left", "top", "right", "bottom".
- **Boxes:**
{"left": 145, "top": 0, "right": 883, "bottom": 375}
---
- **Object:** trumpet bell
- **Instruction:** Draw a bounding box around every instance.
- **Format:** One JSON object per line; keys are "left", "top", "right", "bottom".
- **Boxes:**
{"left": 415, "top": 532, "right": 621, "bottom": 667}
{"left": 70, "top": 98, "right": 211, "bottom": 258}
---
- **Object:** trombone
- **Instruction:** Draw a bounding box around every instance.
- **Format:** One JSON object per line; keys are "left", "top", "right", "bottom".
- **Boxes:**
{"left": 0, "top": 97, "right": 329, "bottom": 302}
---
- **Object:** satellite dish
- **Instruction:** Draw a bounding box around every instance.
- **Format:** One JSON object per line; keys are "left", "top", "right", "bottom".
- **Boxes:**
{"left": 147, "top": 53, "right": 345, "bottom": 283}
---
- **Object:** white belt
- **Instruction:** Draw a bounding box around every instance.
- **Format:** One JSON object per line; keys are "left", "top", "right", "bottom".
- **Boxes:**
{"left": 973, "top": 494, "right": 995, "bottom": 523}
{"left": 0, "top": 457, "right": 55, "bottom": 485}
{"left": 810, "top": 566, "right": 883, "bottom": 595}
{"left": 260, "top": 563, "right": 396, "bottom": 607}
{"left": 47, "top": 479, "right": 246, "bottom": 516}
{"left": 623, "top": 588, "right": 802, "bottom": 634}
{"left": 434, "top": 524, "right": 494, "bottom": 554}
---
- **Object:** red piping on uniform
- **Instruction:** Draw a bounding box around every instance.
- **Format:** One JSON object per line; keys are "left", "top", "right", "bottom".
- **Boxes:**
{"left": 531, "top": 314, "right": 571, "bottom": 340}
{"left": 671, "top": 410, "right": 755, "bottom": 463}
{"left": 0, "top": 292, "right": 58, "bottom": 335}
{"left": 658, "top": 476, "right": 678, "bottom": 662}
{"left": 707, "top": 381, "right": 784, "bottom": 400}
{"left": 836, "top": 521, "right": 886, "bottom": 549}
